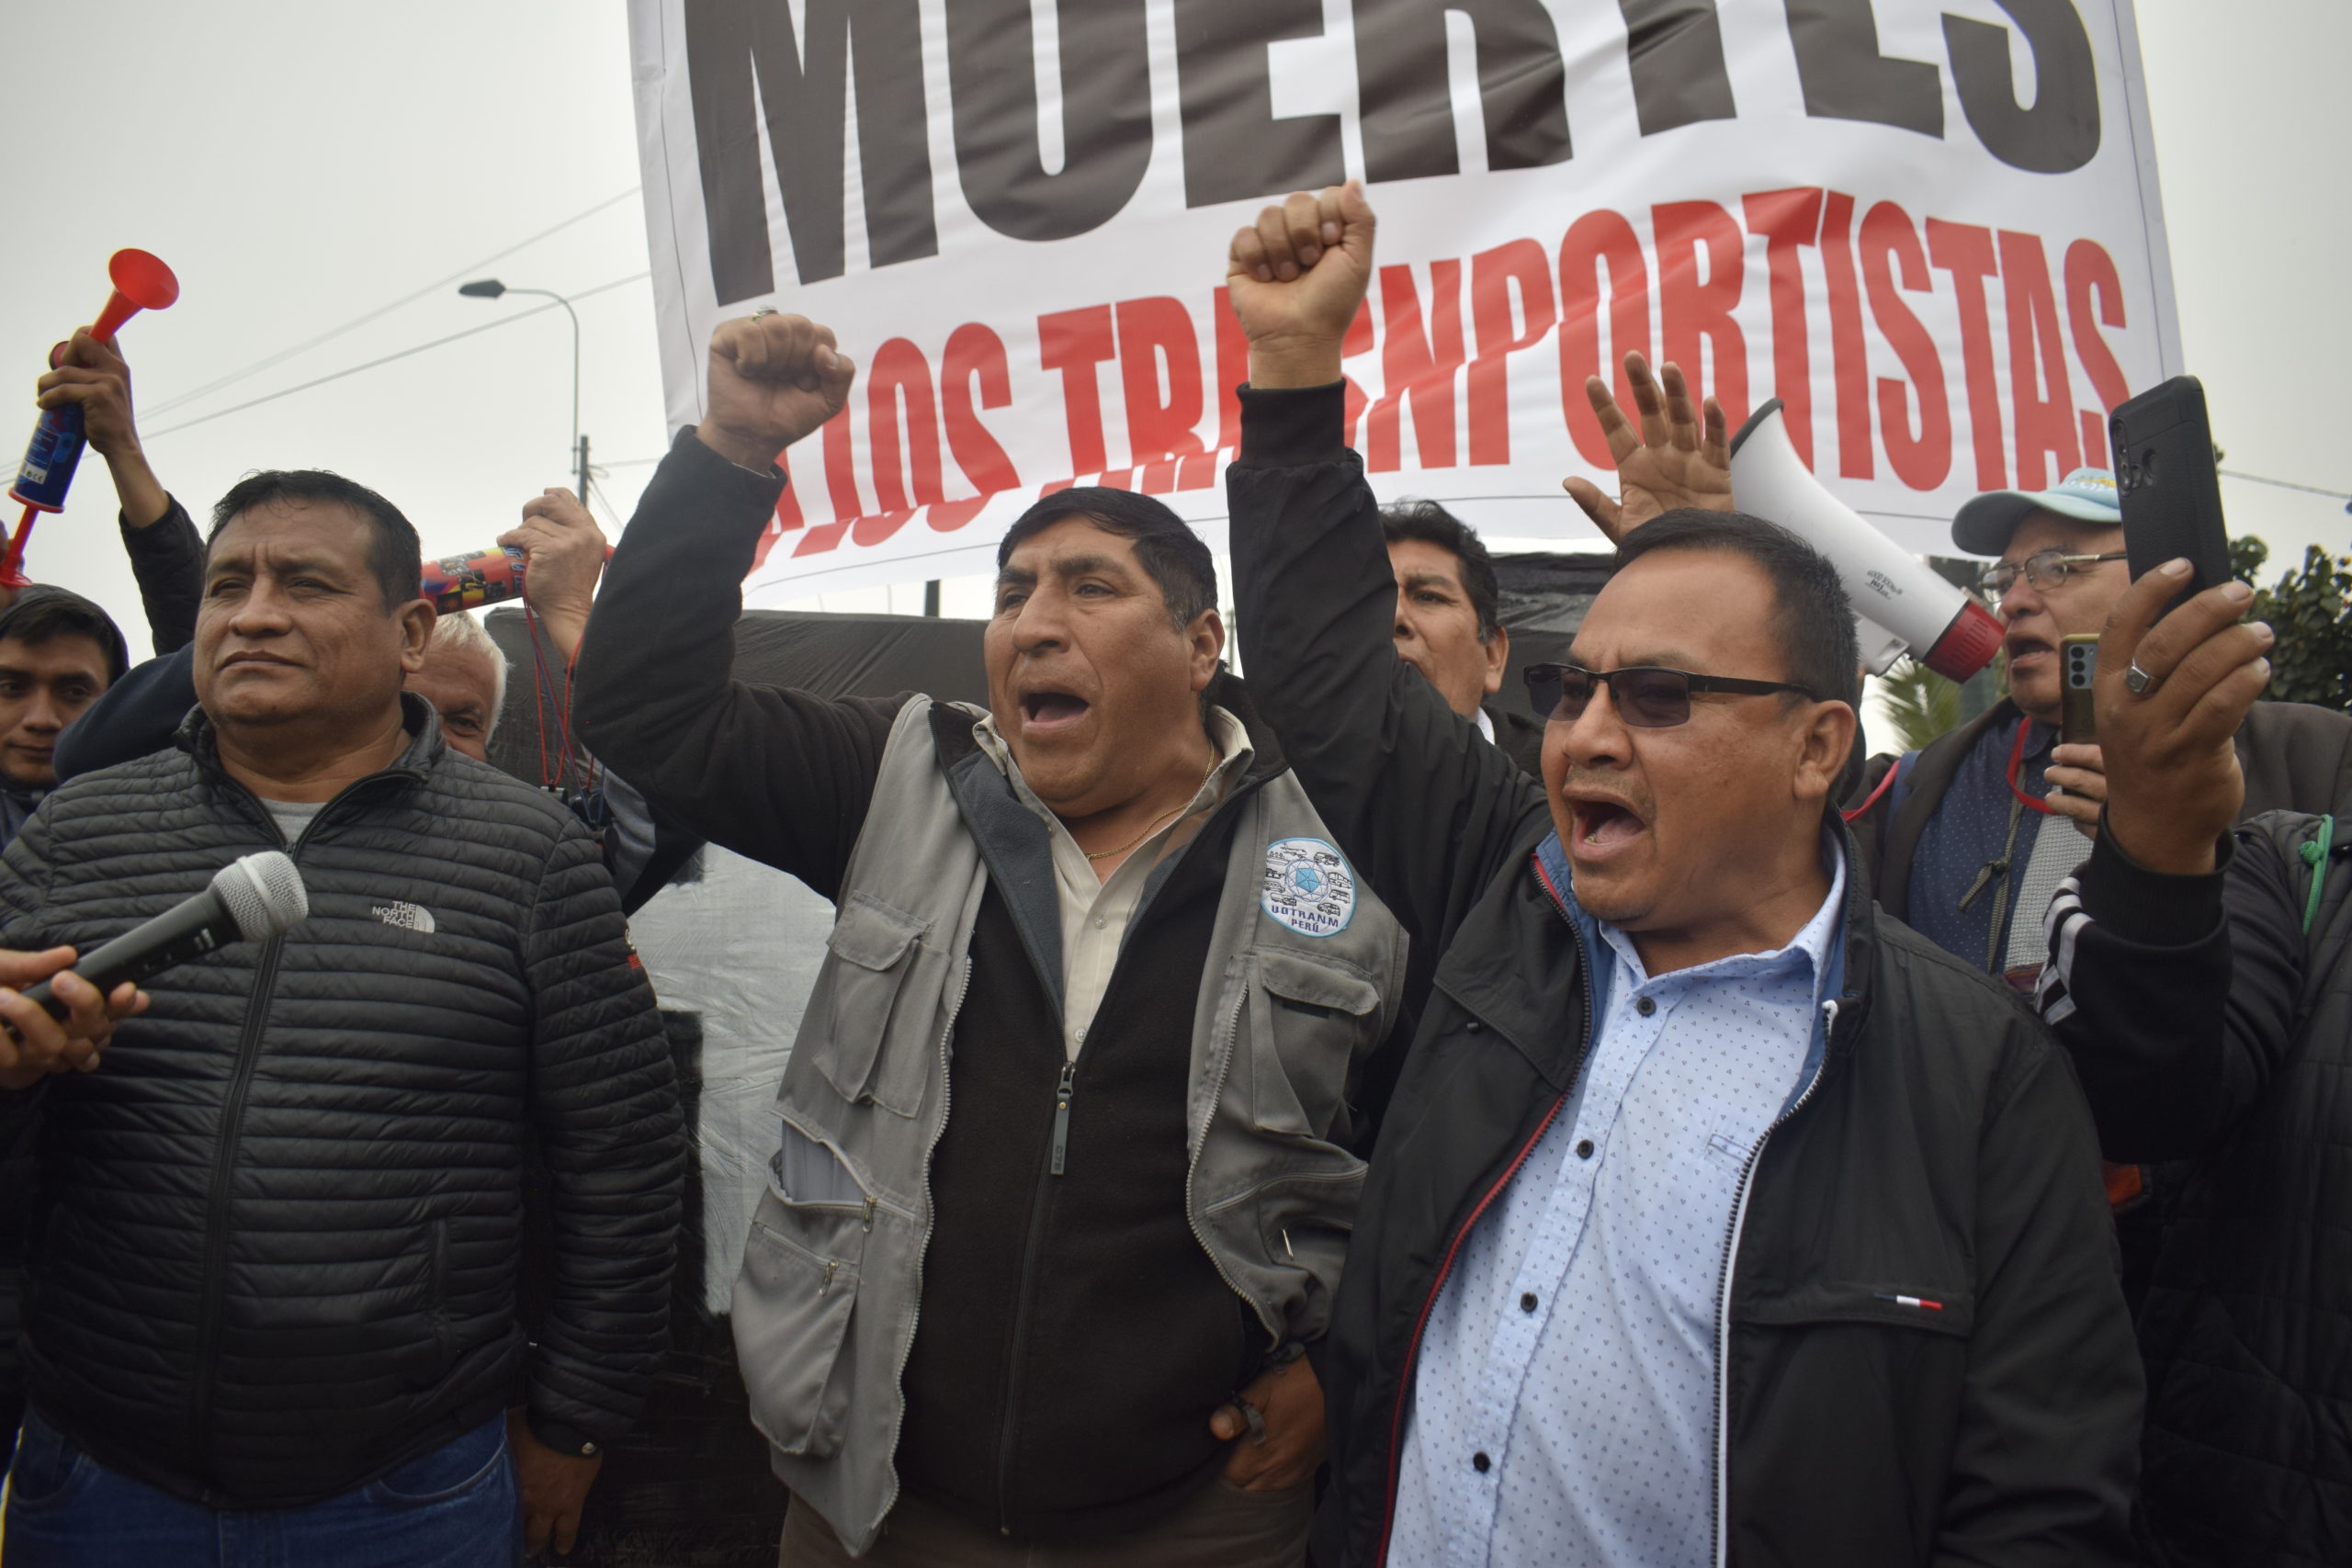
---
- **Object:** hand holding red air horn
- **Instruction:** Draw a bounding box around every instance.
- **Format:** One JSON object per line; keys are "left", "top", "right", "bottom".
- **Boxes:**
{"left": 6, "top": 249, "right": 181, "bottom": 587}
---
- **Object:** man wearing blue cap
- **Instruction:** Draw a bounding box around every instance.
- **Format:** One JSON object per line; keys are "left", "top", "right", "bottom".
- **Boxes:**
{"left": 1847, "top": 468, "right": 2352, "bottom": 988}
{"left": 1569, "top": 356, "right": 2352, "bottom": 988}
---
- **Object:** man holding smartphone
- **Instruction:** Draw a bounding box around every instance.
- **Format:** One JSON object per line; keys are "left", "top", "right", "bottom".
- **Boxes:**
{"left": 1572, "top": 359, "right": 2352, "bottom": 989}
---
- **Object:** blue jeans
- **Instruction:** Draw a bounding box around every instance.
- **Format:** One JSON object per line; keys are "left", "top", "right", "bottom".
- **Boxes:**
{"left": 3, "top": 1408, "right": 519, "bottom": 1567}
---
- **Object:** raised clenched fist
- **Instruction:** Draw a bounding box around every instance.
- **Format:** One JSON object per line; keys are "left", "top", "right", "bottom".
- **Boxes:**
{"left": 1226, "top": 182, "right": 1376, "bottom": 390}
{"left": 696, "top": 312, "right": 856, "bottom": 472}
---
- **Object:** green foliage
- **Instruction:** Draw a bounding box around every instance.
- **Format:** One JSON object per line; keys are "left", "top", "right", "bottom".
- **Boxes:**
{"left": 1877, "top": 655, "right": 1968, "bottom": 753}
{"left": 2233, "top": 535, "right": 2352, "bottom": 712}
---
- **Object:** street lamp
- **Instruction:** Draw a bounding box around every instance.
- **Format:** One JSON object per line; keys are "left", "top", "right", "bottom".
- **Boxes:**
{"left": 458, "top": 278, "right": 590, "bottom": 507}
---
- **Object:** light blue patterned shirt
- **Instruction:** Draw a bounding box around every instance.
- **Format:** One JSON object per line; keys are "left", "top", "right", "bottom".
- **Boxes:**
{"left": 1388, "top": 848, "right": 1846, "bottom": 1568}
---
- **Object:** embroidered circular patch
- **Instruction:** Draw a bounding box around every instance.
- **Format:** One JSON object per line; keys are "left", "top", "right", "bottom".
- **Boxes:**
{"left": 1261, "top": 837, "right": 1357, "bottom": 938}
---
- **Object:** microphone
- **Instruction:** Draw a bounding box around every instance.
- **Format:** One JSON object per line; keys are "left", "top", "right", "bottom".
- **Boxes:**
{"left": 21, "top": 851, "right": 309, "bottom": 1018}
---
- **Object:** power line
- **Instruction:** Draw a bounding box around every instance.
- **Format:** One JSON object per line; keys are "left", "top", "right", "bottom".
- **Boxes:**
{"left": 144, "top": 272, "right": 650, "bottom": 438}
{"left": 2220, "top": 468, "right": 2352, "bottom": 507}
{"left": 144, "top": 187, "right": 641, "bottom": 417}
{"left": 586, "top": 473, "right": 631, "bottom": 531}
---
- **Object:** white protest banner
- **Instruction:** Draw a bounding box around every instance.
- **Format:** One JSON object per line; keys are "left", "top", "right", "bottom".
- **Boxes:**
{"left": 627, "top": 0, "right": 2177, "bottom": 601}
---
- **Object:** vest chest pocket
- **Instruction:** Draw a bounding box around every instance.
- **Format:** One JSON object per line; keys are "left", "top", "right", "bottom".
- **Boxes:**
{"left": 1247, "top": 948, "right": 1384, "bottom": 1140}
{"left": 806, "top": 894, "right": 941, "bottom": 1119}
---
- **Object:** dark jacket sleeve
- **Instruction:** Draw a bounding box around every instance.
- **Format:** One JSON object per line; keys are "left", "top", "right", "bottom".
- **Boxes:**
{"left": 119, "top": 496, "right": 206, "bottom": 656}
{"left": 54, "top": 644, "right": 197, "bottom": 784}
{"left": 1933, "top": 1017, "right": 2144, "bottom": 1563}
{"left": 1225, "top": 383, "right": 1548, "bottom": 955}
{"left": 2038, "top": 826, "right": 2298, "bottom": 1162}
{"left": 571, "top": 430, "right": 899, "bottom": 900}
{"left": 0, "top": 800, "right": 62, "bottom": 1450}
{"left": 2238, "top": 700, "right": 2352, "bottom": 818}
{"left": 520, "top": 818, "right": 685, "bottom": 1443}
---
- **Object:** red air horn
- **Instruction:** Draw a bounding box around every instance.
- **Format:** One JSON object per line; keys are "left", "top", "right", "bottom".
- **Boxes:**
{"left": 5, "top": 249, "right": 182, "bottom": 587}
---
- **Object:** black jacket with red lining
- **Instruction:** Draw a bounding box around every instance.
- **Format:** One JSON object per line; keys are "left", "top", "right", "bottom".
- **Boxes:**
{"left": 1226, "top": 380, "right": 2143, "bottom": 1567}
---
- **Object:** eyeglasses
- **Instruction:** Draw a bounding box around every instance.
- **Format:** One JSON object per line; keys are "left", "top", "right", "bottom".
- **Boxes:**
{"left": 1523, "top": 663, "right": 1822, "bottom": 729}
{"left": 1976, "top": 550, "right": 2128, "bottom": 596}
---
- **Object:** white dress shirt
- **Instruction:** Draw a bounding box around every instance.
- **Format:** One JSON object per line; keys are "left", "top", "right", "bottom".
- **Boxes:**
{"left": 972, "top": 706, "right": 1251, "bottom": 1058}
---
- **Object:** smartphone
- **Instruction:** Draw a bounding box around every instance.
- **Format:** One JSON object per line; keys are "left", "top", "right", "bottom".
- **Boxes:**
{"left": 2060, "top": 633, "right": 2098, "bottom": 744}
{"left": 2111, "top": 376, "right": 2233, "bottom": 613}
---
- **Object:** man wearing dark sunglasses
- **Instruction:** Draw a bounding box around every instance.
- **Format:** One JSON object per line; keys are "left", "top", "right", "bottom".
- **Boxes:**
{"left": 1566, "top": 356, "right": 2352, "bottom": 991}
{"left": 1224, "top": 182, "right": 2140, "bottom": 1568}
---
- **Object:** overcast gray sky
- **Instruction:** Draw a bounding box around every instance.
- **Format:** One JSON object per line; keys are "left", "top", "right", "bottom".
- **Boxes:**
{"left": 1, "top": 0, "right": 2343, "bottom": 658}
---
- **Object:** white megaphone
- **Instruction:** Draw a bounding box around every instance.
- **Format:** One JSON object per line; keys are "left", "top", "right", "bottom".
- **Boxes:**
{"left": 1729, "top": 400, "right": 2005, "bottom": 681}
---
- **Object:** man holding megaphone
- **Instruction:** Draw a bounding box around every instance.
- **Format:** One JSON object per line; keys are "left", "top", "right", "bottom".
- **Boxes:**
{"left": 1566, "top": 355, "right": 2352, "bottom": 991}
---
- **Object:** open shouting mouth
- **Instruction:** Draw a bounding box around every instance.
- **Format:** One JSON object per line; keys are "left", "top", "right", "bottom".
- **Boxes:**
{"left": 1566, "top": 792, "right": 1649, "bottom": 864}
{"left": 1018, "top": 687, "right": 1091, "bottom": 735}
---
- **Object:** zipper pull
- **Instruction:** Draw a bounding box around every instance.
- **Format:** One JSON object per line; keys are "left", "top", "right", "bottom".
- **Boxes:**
{"left": 1957, "top": 858, "right": 2007, "bottom": 912}
{"left": 819, "top": 1259, "right": 837, "bottom": 1294}
{"left": 861, "top": 1195, "right": 876, "bottom": 1233}
{"left": 1050, "top": 1061, "right": 1077, "bottom": 1177}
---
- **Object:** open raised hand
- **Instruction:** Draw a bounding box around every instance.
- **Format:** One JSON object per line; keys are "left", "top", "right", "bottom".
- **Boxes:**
{"left": 1562, "top": 353, "right": 1733, "bottom": 545}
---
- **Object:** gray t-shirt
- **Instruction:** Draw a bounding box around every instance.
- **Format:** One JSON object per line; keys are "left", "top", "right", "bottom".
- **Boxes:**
{"left": 262, "top": 797, "right": 326, "bottom": 848}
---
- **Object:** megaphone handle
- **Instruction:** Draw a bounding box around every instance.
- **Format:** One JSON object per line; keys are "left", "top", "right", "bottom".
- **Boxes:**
{"left": 0, "top": 504, "right": 39, "bottom": 589}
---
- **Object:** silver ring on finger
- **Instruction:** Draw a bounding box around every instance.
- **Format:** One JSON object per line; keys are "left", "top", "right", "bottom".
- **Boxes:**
{"left": 751, "top": 306, "right": 778, "bottom": 320}
{"left": 2124, "top": 659, "right": 2159, "bottom": 696}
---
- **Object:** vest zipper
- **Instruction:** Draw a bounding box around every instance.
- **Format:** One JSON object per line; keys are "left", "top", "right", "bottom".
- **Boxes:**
{"left": 878, "top": 955, "right": 971, "bottom": 1529}
{"left": 1706, "top": 997, "right": 1839, "bottom": 1568}
{"left": 1182, "top": 964, "right": 1265, "bottom": 1317}
{"left": 995, "top": 1067, "right": 1069, "bottom": 1533}
{"left": 1048, "top": 1061, "right": 1077, "bottom": 1177}
{"left": 1374, "top": 854, "right": 1593, "bottom": 1568}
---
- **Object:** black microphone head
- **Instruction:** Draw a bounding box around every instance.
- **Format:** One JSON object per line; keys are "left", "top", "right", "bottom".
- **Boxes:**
{"left": 210, "top": 852, "right": 309, "bottom": 942}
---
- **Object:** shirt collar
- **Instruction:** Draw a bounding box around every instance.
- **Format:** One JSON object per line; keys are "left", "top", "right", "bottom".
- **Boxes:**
{"left": 971, "top": 705, "right": 1254, "bottom": 828}
{"left": 1473, "top": 706, "right": 1497, "bottom": 745}
{"left": 1595, "top": 842, "right": 1849, "bottom": 1002}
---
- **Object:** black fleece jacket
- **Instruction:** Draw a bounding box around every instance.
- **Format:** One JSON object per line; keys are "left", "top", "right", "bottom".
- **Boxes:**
{"left": 2039, "top": 817, "right": 2352, "bottom": 1566}
{"left": 1227, "top": 380, "right": 2142, "bottom": 1567}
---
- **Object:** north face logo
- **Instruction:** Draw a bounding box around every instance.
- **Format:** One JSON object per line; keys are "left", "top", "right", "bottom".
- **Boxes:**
{"left": 373, "top": 902, "right": 435, "bottom": 934}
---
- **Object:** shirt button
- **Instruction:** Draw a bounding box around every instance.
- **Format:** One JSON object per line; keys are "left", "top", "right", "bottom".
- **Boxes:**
{"left": 1472, "top": 1451, "right": 1492, "bottom": 1473}
{"left": 1520, "top": 1292, "right": 1537, "bottom": 1313}
{"left": 1093, "top": 917, "right": 1106, "bottom": 930}
{"left": 1634, "top": 995, "right": 1657, "bottom": 1017}
{"left": 1576, "top": 1139, "right": 1595, "bottom": 1160}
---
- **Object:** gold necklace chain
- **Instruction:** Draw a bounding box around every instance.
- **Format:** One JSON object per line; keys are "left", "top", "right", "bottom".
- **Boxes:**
{"left": 1083, "top": 754, "right": 1220, "bottom": 861}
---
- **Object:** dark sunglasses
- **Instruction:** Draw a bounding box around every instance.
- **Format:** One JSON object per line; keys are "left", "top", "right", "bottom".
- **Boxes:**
{"left": 1523, "top": 662, "right": 1822, "bottom": 729}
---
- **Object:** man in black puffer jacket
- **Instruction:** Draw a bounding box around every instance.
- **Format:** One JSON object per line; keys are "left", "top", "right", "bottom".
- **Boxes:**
{"left": 2035, "top": 556, "right": 2349, "bottom": 1564}
{"left": 0, "top": 470, "right": 684, "bottom": 1568}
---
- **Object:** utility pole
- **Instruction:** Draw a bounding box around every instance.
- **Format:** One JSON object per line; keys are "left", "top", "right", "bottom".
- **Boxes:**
{"left": 459, "top": 278, "right": 590, "bottom": 505}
